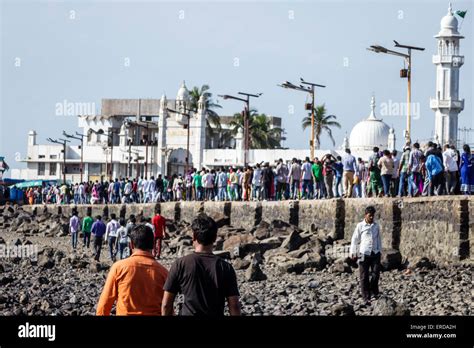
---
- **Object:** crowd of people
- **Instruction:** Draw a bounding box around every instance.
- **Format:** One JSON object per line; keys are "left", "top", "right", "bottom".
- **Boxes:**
{"left": 9, "top": 142, "right": 474, "bottom": 206}
{"left": 90, "top": 206, "right": 381, "bottom": 315}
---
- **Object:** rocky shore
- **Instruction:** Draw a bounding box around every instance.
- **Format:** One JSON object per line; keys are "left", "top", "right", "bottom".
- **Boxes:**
{"left": 0, "top": 205, "right": 471, "bottom": 316}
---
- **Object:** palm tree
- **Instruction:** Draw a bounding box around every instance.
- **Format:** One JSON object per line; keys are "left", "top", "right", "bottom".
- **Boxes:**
{"left": 230, "top": 109, "right": 283, "bottom": 149}
{"left": 188, "top": 84, "right": 223, "bottom": 145}
{"left": 301, "top": 104, "right": 341, "bottom": 149}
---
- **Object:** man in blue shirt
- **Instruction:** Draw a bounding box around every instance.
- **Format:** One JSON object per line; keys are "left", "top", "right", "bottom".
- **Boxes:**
{"left": 425, "top": 153, "right": 444, "bottom": 196}
{"left": 91, "top": 215, "right": 106, "bottom": 261}
{"left": 342, "top": 149, "right": 357, "bottom": 198}
{"left": 333, "top": 156, "right": 344, "bottom": 198}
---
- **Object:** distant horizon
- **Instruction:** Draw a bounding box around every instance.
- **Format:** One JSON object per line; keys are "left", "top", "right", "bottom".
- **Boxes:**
{"left": 1, "top": 0, "right": 472, "bottom": 171}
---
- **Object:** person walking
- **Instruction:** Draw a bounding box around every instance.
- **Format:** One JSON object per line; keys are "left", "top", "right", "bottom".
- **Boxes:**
{"left": 82, "top": 211, "right": 94, "bottom": 249}
{"left": 407, "top": 143, "right": 423, "bottom": 197}
{"left": 350, "top": 206, "right": 382, "bottom": 304}
{"left": 342, "top": 149, "right": 357, "bottom": 198}
{"left": 276, "top": 159, "right": 289, "bottom": 200}
{"left": 69, "top": 210, "right": 80, "bottom": 251}
{"left": 91, "top": 215, "right": 106, "bottom": 261}
{"left": 425, "top": 151, "right": 444, "bottom": 196}
{"left": 301, "top": 157, "right": 313, "bottom": 199}
{"left": 397, "top": 145, "right": 411, "bottom": 197}
{"left": 105, "top": 213, "right": 120, "bottom": 262}
{"left": 115, "top": 218, "right": 129, "bottom": 260}
{"left": 152, "top": 211, "right": 166, "bottom": 259}
{"left": 460, "top": 144, "right": 474, "bottom": 195}
{"left": 162, "top": 214, "right": 241, "bottom": 316}
{"left": 252, "top": 163, "right": 263, "bottom": 201}
{"left": 443, "top": 144, "right": 458, "bottom": 195}
{"left": 96, "top": 224, "right": 169, "bottom": 316}
{"left": 378, "top": 150, "right": 394, "bottom": 197}
{"left": 311, "top": 158, "right": 324, "bottom": 199}
{"left": 288, "top": 159, "right": 301, "bottom": 200}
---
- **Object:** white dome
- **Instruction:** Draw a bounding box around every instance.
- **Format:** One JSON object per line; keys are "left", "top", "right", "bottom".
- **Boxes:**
{"left": 176, "top": 81, "right": 190, "bottom": 101}
{"left": 349, "top": 96, "right": 390, "bottom": 152}
{"left": 437, "top": 3, "right": 461, "bottom": 36}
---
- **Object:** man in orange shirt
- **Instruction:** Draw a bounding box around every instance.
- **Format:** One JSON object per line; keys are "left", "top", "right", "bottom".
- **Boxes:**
{"left": 151, "top": 212, "right": 166, "bottom": 259}
{"left": 96, "top": 224, "right": 168, "bottom": 316}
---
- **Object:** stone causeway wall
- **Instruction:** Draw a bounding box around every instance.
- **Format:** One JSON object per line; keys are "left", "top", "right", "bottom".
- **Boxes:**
{"left": 20, "top": 196, "right": 473, "bottom": 265}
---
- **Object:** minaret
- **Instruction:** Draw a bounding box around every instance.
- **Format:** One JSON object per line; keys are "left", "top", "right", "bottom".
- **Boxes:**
{"left": 431, "top": 3, "right": 465, "bottom": 146}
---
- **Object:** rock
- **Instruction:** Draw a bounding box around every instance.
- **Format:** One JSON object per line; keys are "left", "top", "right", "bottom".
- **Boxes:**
{"left": 252, "top": 221, "right": 271, "bottom": 240}
{"left": 0, "top": 237, "right": 5, "bottom": 244}
{"left": 307, "top": 280, "right": 319, "bottom": 289}
{"left": 40, "top": 300, "right": 50, "bottom": 312}
{"left": 242, "top": 294, "right": 259, "bottom": 305}
{"left": 0, "top": 275, "right": 14, "bottom": 285}
{"left": 280, "top": 230, "right": 308, "bottom": 252}
{"left": 38, "top": 276, "right": 49, "bottom": 285}
{"left": 278, "top": 259, "right": 306, "bottom": 275}
{"left": 302, "top": 253, "right": 327, "bottom": 271}
{"left": 223, "top": 234, "right": 256, "bottom": 252}
{"left": 214, "top": 250, "right": 231, "bottom": 260}
{"left": 245, "top": 255, "right": 267, "bottom": 282}
{"left": 287, "top": 249, "right": 311, "bottom": 259}
{"left": 38, "top": 255, "right": 55, "bottom": 269}
{"left": 89, "top": 262, "right": 109, "bottom": 273}
{"left": 207, "top": 212, "right": 230, "bottom": 228}
{"left": 381, "top": 249, "right": 402, "bottom": 271}
{"left": 411, "top": 257, "right": 436, "bottom": 270}
{"left": 331, "top": 259, "right": 352, "bottom": 274}
{"left": 19, "top": 293, "right": 29, "bottom": 305}
{"left": 331, "top": 303, "right": 355, "bottom": 316}
{"left": 373, "top": 296, "right": 410, "bottom": 316}
{"left": 232, "top": 259, "right": 250, "bottom": 270}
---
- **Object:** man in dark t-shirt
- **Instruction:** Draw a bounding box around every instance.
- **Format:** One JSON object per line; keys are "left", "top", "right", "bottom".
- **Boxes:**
{"left": 162, "top": 214, "right": 241, "bottom": 316}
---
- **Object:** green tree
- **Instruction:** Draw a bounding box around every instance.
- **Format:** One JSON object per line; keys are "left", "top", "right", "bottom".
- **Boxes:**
{"left": 230, "top": 109, "right": 283, "bottom": 149}
{"left": 188, "top": 84, "right": 224, "bottom": 144}
{"left": 301, "top": 104, "right": 341, "bottom": 149}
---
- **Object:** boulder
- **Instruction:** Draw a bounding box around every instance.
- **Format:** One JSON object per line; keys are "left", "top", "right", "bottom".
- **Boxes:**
{"left": 331, "top": 303, "right": 355, "bottom": 316}
{"left": 280, "top": 230, "right": 308, "bottom": 252}
{"left": 381, "top": 249, "right": 402, "bottom": 271}
{"left": 252, "top": 221, "right": 271, "bottom": 240}
{"left": 223, "top": 234, "right": 256, "bottom": 252}
{"left": 331, "top": 259, "right": 352, "bottom": 274}
{"left": 232, "top": 259, "right": 251, "bottom": 270}
{"left": 302, "top": 253, "right": 327, "bottom": 271}
{"left": 373, "top": 296, "right": 410, "bottom": 316}
{"left": 245, "top": 255, "right": 267, "bottom": 282}
{"left": 278, "top": 259, "right": 306, "bottom": 275}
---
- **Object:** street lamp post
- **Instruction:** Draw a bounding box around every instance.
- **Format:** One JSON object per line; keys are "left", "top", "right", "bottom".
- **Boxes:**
{"left": 367, "top": 40, "right": 425, "bottom": 144}
{"left": 218, "top": 92, "right": 262, "bottom": 167}
{"left": 47, "top": 137, "right": 70, "bottom": 184}
{"left": 167, "top": 107, "right": 192, "bottom": 174}
{"left": 278, "top": 78, "right": 325, "bottom": 159}
{"left": 89, "top": 129, "right": 117, "bottom": 181}
{"left": 124, "top": 120, "right": 155, "bottom": 179}
{"left": 63, "top": 131, "right": 85, "bottom": 182}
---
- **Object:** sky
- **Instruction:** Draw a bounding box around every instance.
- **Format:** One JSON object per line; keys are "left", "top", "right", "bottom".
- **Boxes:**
{"left": 1, "top": 0, "right": 473, "bottom": 170}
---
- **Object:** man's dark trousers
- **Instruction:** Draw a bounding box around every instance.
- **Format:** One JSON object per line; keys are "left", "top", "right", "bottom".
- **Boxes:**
{"left": 359, "top": 251, "right": 381, "bottom": 301}
{"left": 94, "top": 236, "right": 103, "bottom": 261}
